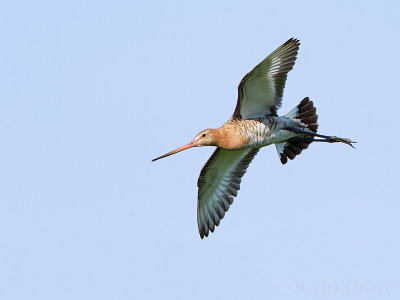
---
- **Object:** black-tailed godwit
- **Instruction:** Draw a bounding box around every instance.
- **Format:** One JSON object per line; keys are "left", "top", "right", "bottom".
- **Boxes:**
{"left": 153, "top": 38, "right": 355, "bottom": 238}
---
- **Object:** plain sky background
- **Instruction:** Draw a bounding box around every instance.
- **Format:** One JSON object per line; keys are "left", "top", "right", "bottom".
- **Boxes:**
{"left": 0, "top": 1, "right": 399, "bottom": 299}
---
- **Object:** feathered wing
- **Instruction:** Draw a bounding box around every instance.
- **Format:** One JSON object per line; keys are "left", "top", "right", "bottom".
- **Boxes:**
{"left": 233, "top": 38, "right": 300, "bottom": 119}
{"left": 197, "top": 148, "right": 259, "bottom": 238}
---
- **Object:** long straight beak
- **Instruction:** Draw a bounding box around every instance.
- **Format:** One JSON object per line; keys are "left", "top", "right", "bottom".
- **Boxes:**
{"left": 152, "top": 141, "right": 198, "bottom": 162}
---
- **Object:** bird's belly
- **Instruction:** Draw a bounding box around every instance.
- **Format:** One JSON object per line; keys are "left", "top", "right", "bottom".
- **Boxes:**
{"left": 245, "top": 117, "right": 302, "bottom": 148}
{"left": 258, "top": 129, "right": 299, "bottom": 146}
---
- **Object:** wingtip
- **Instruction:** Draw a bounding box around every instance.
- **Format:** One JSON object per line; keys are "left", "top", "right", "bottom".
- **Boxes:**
{"left": 199, "top": 231, "right": 207, "bottom": 239}
{"left": 288, "top": 37, "right": 300, "bottom": 45}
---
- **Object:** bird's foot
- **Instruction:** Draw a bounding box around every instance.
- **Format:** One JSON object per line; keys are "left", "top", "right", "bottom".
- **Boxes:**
{"left": 327, "top": 136, "right": 356, "bottom": 148}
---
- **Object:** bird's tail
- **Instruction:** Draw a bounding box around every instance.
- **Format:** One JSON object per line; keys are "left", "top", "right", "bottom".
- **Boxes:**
{"left": 285, "top": 97, "right": 319, "bottom": 132}
{"left": 276, "top": 97, "right": 319, "bottom": 164}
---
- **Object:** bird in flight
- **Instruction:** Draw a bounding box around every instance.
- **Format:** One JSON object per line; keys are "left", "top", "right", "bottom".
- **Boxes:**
{"left": 152, "top": 38, "right": 355, "bottom": 239}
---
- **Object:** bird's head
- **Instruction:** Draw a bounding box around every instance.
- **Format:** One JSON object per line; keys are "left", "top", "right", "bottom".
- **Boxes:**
{"left": 152, "top": 128, "right": 217, "bottom": 162}
{"left": 192, "top": 129, "right": 217, "bottom": 146}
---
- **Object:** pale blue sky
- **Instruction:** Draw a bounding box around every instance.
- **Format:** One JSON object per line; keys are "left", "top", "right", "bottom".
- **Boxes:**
{"left": 0, "top": 1, "right": 399, "bottom": 299}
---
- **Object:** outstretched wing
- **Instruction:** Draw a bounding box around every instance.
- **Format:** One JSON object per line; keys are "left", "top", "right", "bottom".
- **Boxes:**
{"left": 233, "top": 38, "right": 300, "bottom": 119}
{"left": 197, "top": 148, "right": 259, "bottom": 238}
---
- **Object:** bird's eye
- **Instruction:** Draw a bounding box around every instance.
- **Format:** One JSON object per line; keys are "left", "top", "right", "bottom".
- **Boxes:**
{"left": 202, "top": 133, "right": 206, "bottom": 137}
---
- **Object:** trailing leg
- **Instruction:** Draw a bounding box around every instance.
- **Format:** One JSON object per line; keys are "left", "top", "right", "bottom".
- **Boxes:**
{"left": 284, "top": 127, "right": 356, "bottom": 148}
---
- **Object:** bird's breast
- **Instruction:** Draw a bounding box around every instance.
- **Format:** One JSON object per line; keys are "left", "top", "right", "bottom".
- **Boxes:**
{"left": 217, "top": 118, "right": 274, "bottom": 149}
